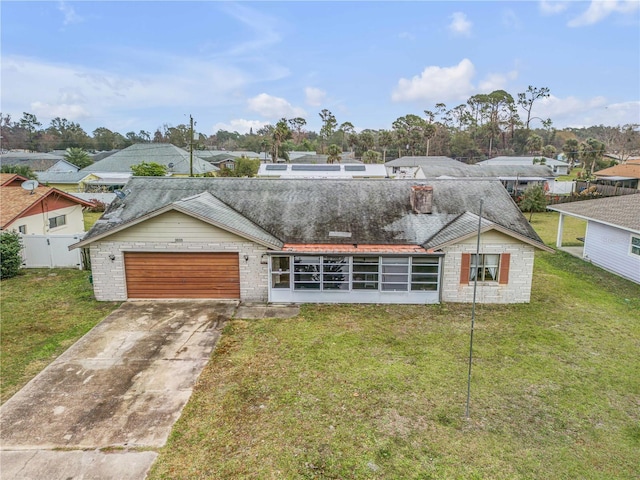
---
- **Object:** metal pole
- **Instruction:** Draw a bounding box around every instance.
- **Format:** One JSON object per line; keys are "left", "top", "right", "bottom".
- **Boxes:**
{"left": 189, "top": 115, "right": 194, "bottom": 177}
{"left": 465, "top": 199, "right": 483, "bottom": 419}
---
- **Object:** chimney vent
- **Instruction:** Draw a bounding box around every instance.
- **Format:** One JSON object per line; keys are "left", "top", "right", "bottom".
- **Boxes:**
{"left": 410, "top": 185, "right": 433, "bottom": 214}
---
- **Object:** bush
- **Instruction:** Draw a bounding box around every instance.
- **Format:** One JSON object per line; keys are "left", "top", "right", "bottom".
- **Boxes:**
{"left": 1, "top": 231, "right": 23, "bottom": 279}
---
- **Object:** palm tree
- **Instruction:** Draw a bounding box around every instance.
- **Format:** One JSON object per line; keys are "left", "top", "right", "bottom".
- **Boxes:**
{"left": 64, "top": 147, "right": 92, "bottom": 169}
{"left": 271, "top": 118, "right": 292, "bottom": 162}
{"left": 327, "top": 144, "right": 342, "bottom": 164}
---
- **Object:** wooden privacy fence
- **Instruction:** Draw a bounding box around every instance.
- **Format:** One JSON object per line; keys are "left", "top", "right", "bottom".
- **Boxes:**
{"left": 547, "top": 182, "right": 639, "bottom": 205}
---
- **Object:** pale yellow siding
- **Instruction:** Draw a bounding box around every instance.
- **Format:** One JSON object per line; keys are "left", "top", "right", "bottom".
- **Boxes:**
{"left": 457, "top": 229, "right": 523, "bottom": 245}
{"left": 106, "top": 211, "right": 247, "bottom": 243}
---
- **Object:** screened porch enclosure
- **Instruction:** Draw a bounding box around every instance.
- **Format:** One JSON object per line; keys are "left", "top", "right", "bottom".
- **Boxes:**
{"left": 269, "top": 254, "right": 442, "bottom": 304}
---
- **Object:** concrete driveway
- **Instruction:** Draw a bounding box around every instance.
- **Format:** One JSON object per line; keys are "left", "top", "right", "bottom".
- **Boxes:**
{"left": 0, "top": 300, "right": 238, "bottom": 480}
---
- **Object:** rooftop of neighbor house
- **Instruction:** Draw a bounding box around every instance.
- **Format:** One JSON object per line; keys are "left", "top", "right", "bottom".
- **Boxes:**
{"left": 548, "top": 194, "right": 640, "bottom": 232}
{"left": 80, "top": 143, "right": 218, "bottom": 175}
{"left": 1, "top": 182, "right": 93, "bottom": 229}
{"left": 81, "top": 177, "right": 546, "bottom": 250}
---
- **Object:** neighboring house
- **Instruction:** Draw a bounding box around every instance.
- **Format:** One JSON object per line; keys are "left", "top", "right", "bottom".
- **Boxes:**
{"left": 257, "top": 163, "right": 387, "bottom": 178}
{"left": 548, "top": 195, "right": 640, "bottom": 284}
{"left": 36, "top": 171, "right": 98, "bottom": 192}
{"left": 196, "top": 150, "right": 261, "bottom": 170}
{"left": 0, "top": 152, "right": 79, "bottom": 173}
{"left": 384, "top": 157, "right": 554, "bottom": 195}
{"left": 594, "top": 160, "right": 640, "bottom": 190}
{"left": 477, "top": 156, "right": 570, "bottom": 176}
{"left": 80, "top": 143, "right": 218, "bottom": 178}
{"left": 72, "top": 177, "right": 552, "bottom": 304}
{"left": 0, "top": 174, "right": 93, "bottom": 234}
{"left": 385, "top": 156, "right": 460, "bottom": 178}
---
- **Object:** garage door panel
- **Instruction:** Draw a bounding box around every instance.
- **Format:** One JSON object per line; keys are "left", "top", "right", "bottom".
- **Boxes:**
{"left": 124, "top": 252, "right": 240, "bottom": 299}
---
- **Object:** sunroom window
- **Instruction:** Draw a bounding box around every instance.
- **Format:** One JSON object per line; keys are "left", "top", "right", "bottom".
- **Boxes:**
{"left": 271, "top": 256, "right": 290, "bottom": 288}
{"left": 381, "top": 257, "right": 409, "bottom": 291}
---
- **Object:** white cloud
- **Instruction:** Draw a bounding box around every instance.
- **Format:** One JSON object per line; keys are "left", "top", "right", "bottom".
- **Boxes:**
{"left": 539, "top": 1, "right": 570, "bottom": 15}
{"left": 212, "top": 119, "right": 268, "bottom": 135}
{"left": 568, "top": 0, "right": 640, "bottom": 27}
{"left": 247, "top": 93, "right": 306, "bottom": 119}
{"left": 305, "top": 87, "right": 326, "bottom": 107}
{"left": 392, "top": 59, "right": 476, "bottom": 102}
{"left": 479, "top": 70, "right": 519, "bottom": 92}
{"left": 58, "top": 1, "right": 83, "bottom": 26}
{"left": 448, "top": 12, "right": 472, "bottom": 36}
{"left": 502, "top": 9, "right": 522, "bottom": 29}
{"left": 530, "top": 95, "right": 640, "bottom": 127}
{"left": 1, "top": 54, "right": 248, "bottom": 126}
{"left": 218, "top": 3, "right": 282, "bottom": 56}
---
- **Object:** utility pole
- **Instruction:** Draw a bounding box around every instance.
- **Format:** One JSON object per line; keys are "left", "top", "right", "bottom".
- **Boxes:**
{"left": 189, "top": 114, "right": 194, "bottom": 177}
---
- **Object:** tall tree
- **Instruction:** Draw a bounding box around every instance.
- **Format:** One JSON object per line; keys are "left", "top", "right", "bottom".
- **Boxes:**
{"left": 271, "top": 118, "right": 292, "bottom": 162}
{"left": 318, "top": 109, "right": 337, "bottom": 154}
{"left": 562, "top": 138, "right": 580, "bottom": 167}
{"left": 526, "top": 134, "right": 543, "bottom": 155}
{"left": 518, "top": 85, "right": 550, "bottom": 130}
{"left": 579, "top": 137, "right": 606, "bottom": 178}
{"left": 392, "top": 114, "right": 427, "bottom": 156}
{"left": 338, "top": 122, "right": 355, "bottom": 151}
{"left": 288, "top": 117, "right": 307, "bottom": 144}
{"left": 378, "top": 130, "right": 394, "bottom": 163}
{"left": 18, "top": 112, "right": 42, "bottom": 152}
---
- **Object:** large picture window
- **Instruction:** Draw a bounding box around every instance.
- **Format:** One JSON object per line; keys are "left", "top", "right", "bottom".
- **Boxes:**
{"left": 352, "top": 256, "right": 379, "bottom": 290}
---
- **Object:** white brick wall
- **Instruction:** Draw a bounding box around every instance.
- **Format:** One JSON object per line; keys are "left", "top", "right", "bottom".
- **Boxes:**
{"left": 90, "top": 241, "right": 269, "bottom": 301}
{"left": 440, "top": 243, "right": 535, "bottom": 304}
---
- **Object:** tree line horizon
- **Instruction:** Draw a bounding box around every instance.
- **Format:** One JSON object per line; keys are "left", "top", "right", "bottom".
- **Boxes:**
{"left": 1, "top": 86, "right": 638, "bottom": 171}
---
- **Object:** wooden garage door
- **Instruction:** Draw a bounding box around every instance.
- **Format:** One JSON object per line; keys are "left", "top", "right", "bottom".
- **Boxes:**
{"left": 124, "top": 252, "right": 240, "bottom": 299}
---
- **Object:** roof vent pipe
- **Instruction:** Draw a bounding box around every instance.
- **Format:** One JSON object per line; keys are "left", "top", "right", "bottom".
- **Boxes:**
{"left": 410, "top": 185, "right": 433, "bottom": 214}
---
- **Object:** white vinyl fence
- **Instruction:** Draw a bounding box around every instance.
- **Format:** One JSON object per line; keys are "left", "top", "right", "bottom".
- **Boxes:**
{"left": 20, "top": 233, "right": 85, "bottom": 269}
{"left": 548, "top": 181, "right": 575, "bottom": 195}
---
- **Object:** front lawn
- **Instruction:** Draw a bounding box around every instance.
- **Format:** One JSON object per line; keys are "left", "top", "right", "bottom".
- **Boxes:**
{"left": 0, "top": 269, "right": 120, "bottom": 403}
{"left": 149, "top": 251, "right": 640, "bottom": 479}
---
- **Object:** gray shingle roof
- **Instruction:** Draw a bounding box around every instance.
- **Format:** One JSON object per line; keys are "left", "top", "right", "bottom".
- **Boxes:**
{"left": 479, "top": 156, "right": 569, "bottom": 167}
{"left": 80, "top": 144, "right": 218, "bottom": 174}
{"left": 547, "top": 194, "right": 640, "bottom": 232}
{"left": 385, "top": 156, "right": 459, "bottom": 167}
{"left": 81, "top": 178, "right": 545, "bottom": 249}
{"left": 0, "top": 153, "right": 68, "bottom": 172}
{"left": 423, "top": 212, "right": 496, "bottom": 249}
{"left": 173, "top": 192, "right": 283, "bottom": 248}
{"left": 36, "top": 171, "right": 93, "bottom": 184}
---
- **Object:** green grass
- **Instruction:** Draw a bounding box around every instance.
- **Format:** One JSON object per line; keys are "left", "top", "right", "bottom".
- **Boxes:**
{"left": 149, "top": 251, "right": 640, "bottom": 479}
{"left": 530, "top": 210, "right": 587, "bottom": 246}
{"left": 84, "top": 211, "right": 103, "bottom": 231}
{"left": 0, "top": 269, "right": 119, "bottom": 403}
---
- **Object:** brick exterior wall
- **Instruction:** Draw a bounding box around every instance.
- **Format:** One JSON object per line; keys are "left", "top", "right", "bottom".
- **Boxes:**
{"left": 440, "top": 242, "right": 535, "bottom": 304}
{"left": 90, "top": 240, "right": 269, "bottom": 301}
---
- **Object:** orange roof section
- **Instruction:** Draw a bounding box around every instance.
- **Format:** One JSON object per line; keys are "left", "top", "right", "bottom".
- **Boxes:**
{"left": 595, "top": 163, "right": 640, "bottom": 179}
{"left": 282, "top": 244, "right": 428, "bottom": 254}
{"left": 0, "top": 173, "right": 29, "bottom": 187}
{"left": 0, "top": 184, "right": 94, "bottom": 229}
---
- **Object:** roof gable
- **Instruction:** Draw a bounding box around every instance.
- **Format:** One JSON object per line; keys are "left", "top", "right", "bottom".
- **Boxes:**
{"left": 1, "top": 185, "right": 94, "bottom": 229}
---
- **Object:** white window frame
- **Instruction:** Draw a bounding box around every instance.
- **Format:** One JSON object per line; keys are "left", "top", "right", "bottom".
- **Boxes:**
{"left": 630, "top": 235, "right": 640, "bottom": 257}
{"left": 18, "top": 225, "right": 27, "bottom": 234}
{"left": 48, "top": 214, "right": 66, "bottom": 229}
{"left": 470, "top": 253, "right": 500, "bottom": 282}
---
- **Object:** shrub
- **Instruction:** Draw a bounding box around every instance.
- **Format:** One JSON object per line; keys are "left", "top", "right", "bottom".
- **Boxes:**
{"left": 1, "top": 231, "right": 23, "bottom": 279}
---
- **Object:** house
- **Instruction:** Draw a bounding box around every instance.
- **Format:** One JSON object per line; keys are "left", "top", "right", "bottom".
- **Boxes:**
{"left": 384, "top": 156, "right": 554, "bottom": 195}
{"left": 594, "top": 159, "right": 640, "bottom": 190}
{"left": 0, "top": 152, "right": 79, "bottom": 173}
{"left": 195, "top": 150, "right": 261, "bottom": 170}
{"left": 72, "top": 177, "right": 552, "bottom": 304}
{"left": 0, "top": 174, "right": 93, "bottom": 235}
{"left": 477, "top": 156, "right": 570, "bottom": 176}
{"left": 80, "top": 143, "right": 218, "bottom": 180}
{"left": 547, "top": 195, "right": 640, "bottom": 284}
{"left": 36, "top": 171, "right": 98, "bottom": 192}
{"left": 385, "top": 156, "right": 461, "bottom": 179}
{"left": 257, "top": 163, "right": 387, "bottom": 178}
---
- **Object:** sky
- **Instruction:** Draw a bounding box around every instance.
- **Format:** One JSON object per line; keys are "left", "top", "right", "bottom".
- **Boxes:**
{"left": 2, "top": 1, "right": 639, "bottom": 138}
